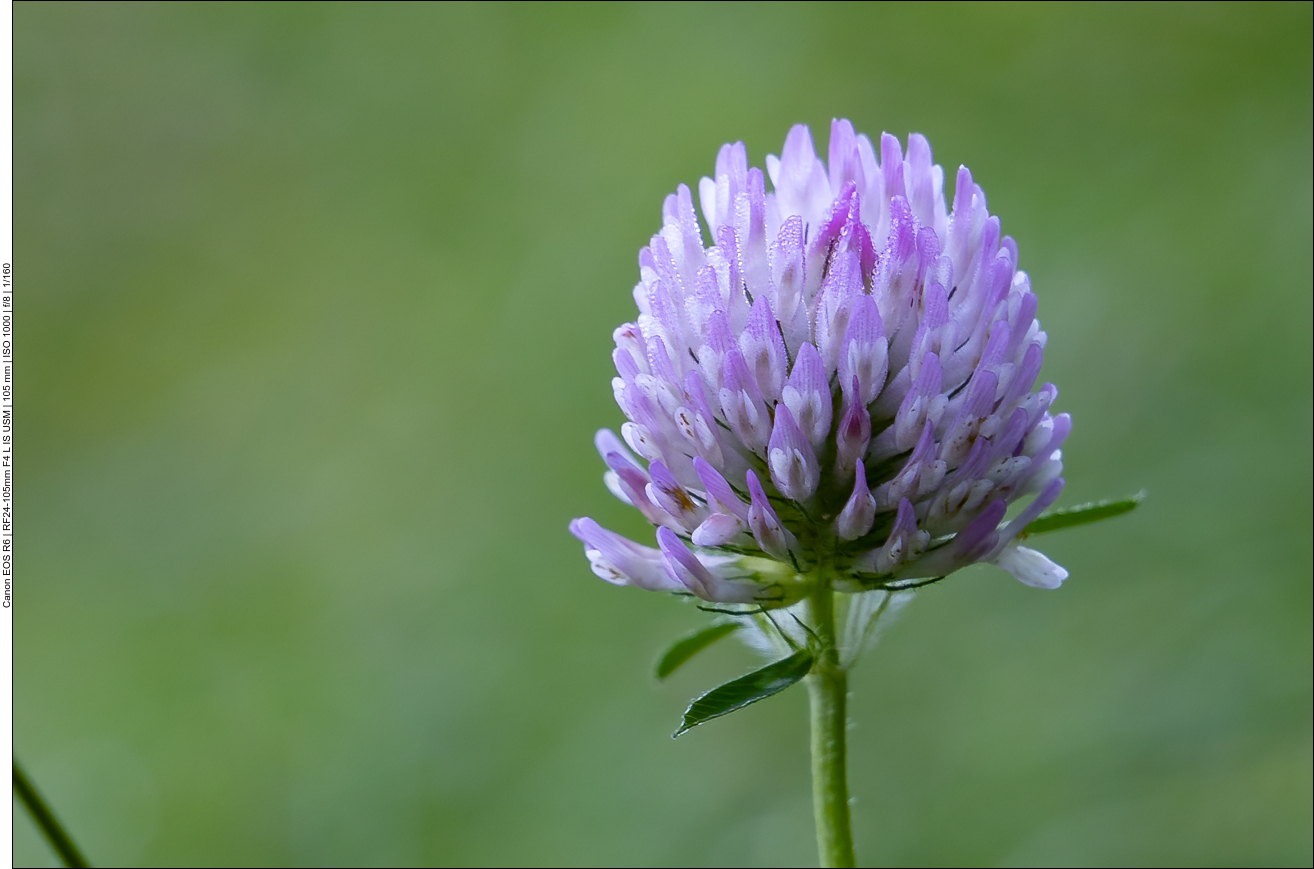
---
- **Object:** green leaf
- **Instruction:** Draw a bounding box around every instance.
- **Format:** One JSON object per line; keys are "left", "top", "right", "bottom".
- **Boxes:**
{"left": 1023, "top": 491, "right": 1145, "bottom": 536}
{"left": 673, "top": 648, "right": 814, "bottom": 737}
{"left": 655, "top": 622, "right": 740, "bottom": 680}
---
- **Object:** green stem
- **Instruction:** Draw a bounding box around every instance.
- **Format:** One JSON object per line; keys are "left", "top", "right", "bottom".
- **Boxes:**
{"left": 807, "top": 579, "right": 856, "bottom": 868}
{"left": 13, "top": 758, "right": 90, "bottom": 868}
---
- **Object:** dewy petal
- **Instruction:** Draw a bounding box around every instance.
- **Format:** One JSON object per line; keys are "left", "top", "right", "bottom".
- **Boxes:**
{"left": 570, "top": 518, "right": 683, "bottom": 592}
{"left": 881, "top": 133, "right": 906, "bottom": 201}
{"left": 699, "top": 141, "right": 748, "bottom": 234}
{"left": 769, "top": 215, "right": 810, "bottom": 350}
{"left": 781, "top": 342, "right": 832, "bottom": 448}
{"left": 905, "top": 132, "right": 937, "bottom": 229}
{"left": 994, "top": 544, "right": 1068, "bottom": 589}
{"left": 732, "top": 168, "right": 770, "bottom": 308}
{"left": 740, "top": 294, "right": 789, "bottom": 403}
{"left": 839, "top": 294, "right": 888, "bottom": 408}
{"left": 770, "top": 123, "right": 832, "bottom": 225}
{"left": 814, "top": 249, "right": 863, "bottom": 373}
{"left": 827, "top": 118, "right": 865, "bottom": 196}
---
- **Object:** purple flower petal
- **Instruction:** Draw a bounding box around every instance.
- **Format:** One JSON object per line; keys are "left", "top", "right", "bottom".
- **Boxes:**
{"left": 835, "top": 382, "right": 872, "bottom": 478}
{"left": 570, "top": 518, "right": 682, "bottom": 592}
{"left": 836, "top": 459, "right": 877, "bottom": 541}
{"left": 746, "top": 469, "right": 795, "bottom": 560}
{"left": 656, "top": 527, "right": 758, "bottom": 602}
{"left": 768, "top": 403, "right": 821, "bottom": 501}
{"left": 781, "top": 342, "right": 832, "bottom": 448}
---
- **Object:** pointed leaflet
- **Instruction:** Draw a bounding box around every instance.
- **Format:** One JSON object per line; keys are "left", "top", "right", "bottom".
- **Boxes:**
{"left": 1023, "top": 492, "right": 1144, "bottom": 536}
{"left": 655, "top": 622, "right": 740, "bottom": 680}
{"left": 673, "top": 648, "right": 814, "bottom": 737}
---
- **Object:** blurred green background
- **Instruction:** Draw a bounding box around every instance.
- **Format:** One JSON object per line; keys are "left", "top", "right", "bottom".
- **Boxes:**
{"left": 14, "top": 2, "right": 1311, "bottom": 866}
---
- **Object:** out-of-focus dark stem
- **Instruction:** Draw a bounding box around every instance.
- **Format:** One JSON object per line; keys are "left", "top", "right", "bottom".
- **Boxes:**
{"left": 13, "top": 758, "right": 90, "bottom": 868}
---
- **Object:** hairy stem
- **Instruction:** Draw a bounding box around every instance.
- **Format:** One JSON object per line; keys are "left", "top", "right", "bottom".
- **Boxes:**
{"left": 807, "top": 579, "right": 856, "bottom": 868}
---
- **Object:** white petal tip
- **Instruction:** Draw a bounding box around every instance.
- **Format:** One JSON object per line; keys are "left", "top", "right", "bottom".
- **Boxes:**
{"left": 995, "top": 545, "right": 1068, "bottom": 590}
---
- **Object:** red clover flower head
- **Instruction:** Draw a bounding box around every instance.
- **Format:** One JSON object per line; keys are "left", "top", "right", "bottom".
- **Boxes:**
{"left": 570, "top": 120, "right": 1070, "bottom": 605}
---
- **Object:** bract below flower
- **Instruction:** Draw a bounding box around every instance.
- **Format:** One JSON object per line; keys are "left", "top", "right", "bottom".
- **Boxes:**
{"left": 571, "top": 120, "right": 1070, "bottom": 603}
